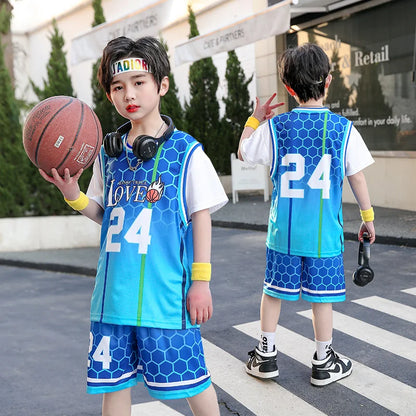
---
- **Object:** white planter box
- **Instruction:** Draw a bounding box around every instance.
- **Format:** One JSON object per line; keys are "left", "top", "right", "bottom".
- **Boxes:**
{"left": 0, "top": 215, "right": 100, "bottom": 252}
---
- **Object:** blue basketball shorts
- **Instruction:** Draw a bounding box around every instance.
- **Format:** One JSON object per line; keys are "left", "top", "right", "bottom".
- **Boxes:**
{"left": 87, "top": 322, "right": 212, "bottom": 399}
{"left": 263, "top": 248, "right": 346, "bottom": 303}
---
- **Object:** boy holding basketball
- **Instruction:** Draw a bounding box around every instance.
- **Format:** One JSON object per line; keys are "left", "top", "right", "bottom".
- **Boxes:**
{"left": 40, "top": 36, "right": 227, "bottom": 415}
{"left": 239, "top": 43, "right": 375, "bottom": 386}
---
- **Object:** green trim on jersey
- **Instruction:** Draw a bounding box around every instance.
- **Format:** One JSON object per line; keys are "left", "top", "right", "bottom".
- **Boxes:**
{"left": 137, "top": 143, "right": 165, "bottom": 325}
{"left": 317, "top": 112, "right": 328, "bottom": 258}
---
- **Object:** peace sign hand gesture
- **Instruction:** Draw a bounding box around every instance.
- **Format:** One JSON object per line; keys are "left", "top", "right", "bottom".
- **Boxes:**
{"left": 252, "top": 93, "right": 284, "bottom": 122}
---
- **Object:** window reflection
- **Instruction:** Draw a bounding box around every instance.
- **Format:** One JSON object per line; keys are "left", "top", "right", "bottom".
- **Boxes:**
{"left": 287, "top": 0, "right": 416, "bottom": 151}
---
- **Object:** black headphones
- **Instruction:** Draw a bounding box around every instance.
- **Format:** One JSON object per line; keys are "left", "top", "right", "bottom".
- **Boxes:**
{"left": 103, "top": 115, "right": 174, "bottom": 161}
{"left": 353, "top": 233, "right": 374, "bottom": 287}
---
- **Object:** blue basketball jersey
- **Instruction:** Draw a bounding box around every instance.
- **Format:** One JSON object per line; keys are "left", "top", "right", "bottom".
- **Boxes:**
{"left": 90, "top": 130, "right": 201, "bottom": 329}
{"left": 267, "top": 107, "right": 351, "bottom": 257}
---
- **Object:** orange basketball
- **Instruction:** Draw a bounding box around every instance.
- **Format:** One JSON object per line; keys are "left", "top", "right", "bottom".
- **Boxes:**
{"left": 146, "top": 188, "right": 161, "bottom": 203}
{"left": 23, "top": 96, "right": 102, "bottom": 176}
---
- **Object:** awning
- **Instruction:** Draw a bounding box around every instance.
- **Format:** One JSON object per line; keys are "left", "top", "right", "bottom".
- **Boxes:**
{"left": 174, "top": 0, "right": 291, "bottom": 67}
{"left": 69, "top": 0, "right": 364, "bottom": 67}
{"left": 71, "top": 0, "right": 174, "bottom": 65}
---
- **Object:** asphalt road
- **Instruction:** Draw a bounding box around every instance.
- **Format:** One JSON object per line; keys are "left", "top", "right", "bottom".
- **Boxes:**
{"left": 0, "top": 227, "right": 415, "bottom": 415}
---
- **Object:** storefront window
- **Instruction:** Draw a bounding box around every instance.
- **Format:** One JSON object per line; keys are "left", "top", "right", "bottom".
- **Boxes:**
{"left": 287, "top": 0, "right": 416, "bottom": 150}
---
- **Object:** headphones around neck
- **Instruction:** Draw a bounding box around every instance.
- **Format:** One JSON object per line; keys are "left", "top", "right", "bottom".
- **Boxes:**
{"left": 103, "top": 115, "right": 174, "bottom": 161}
{"left": 352, "top": 233, "right": 374, "bottom": 287}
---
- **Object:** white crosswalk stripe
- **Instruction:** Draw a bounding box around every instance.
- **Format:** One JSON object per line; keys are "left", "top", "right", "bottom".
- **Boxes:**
{"left": 131, "top": 400, "right": 184, "bottom": 415}
{"left": 298, "top": 309, "right": 416, "bottom": 362}
{"left": 401, "top": 286, "right": 416, "bottom": 296}
{"left": 235, "top": 320, "right": 416, "bottom": 416}
{"left": 352, "top": 295, "right": 416, "bottom": 323}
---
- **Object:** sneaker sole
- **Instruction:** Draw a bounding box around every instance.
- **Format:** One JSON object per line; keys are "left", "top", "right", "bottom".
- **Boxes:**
{"left": 245, "top": 366, "right": 279, "bottom": 379}
{"left": 310, "top": 367, "right": 352, "bottom": 387}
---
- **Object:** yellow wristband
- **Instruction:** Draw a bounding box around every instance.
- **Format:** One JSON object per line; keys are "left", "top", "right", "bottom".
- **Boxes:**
{"left": 191, "top": 262, "right": 211, "bottom": 282}
{"left": 244, "top": 116, "right": 260, "bottom": 130}
{"left": 360, "top": 207, "right": 374, "bottom": 222}
{"left": 64, "top": 192, "right": 89, "bottom": 211}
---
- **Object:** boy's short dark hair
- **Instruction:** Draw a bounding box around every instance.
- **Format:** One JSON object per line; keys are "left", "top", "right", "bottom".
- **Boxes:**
{"left": 98, "top": 36, "right": 170, "bottom": 94}
{"left": 278, "top": 43, "right": 330, "bottom": 103}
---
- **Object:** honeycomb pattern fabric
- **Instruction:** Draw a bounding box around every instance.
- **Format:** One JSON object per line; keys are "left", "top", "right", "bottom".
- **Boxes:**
{"left": 264, "top": 248, "right": 346, "bottom": 303}
{"left": 87, "top": 322, "right": 211, "bottom": 398}
{"left": 267, "top": 107, "right": 351, "bottom": 258}
{"left": 91, "top": 130, "right": 201, "bottom": 329}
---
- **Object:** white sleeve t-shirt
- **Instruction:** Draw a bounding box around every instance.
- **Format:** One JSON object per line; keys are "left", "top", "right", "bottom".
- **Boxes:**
{"left": 240, "top": 121, "right": 374, "bottom": 176}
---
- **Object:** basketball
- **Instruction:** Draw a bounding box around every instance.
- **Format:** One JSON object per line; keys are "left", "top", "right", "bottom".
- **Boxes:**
{"left": 146, "top": 188, "right": 160, "bottom": 203}
{"left": 23, "top": 95, "right": 102, "bottom": 176}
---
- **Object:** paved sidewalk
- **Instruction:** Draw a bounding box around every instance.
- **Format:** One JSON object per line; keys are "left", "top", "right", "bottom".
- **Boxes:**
{"left": 0, "top": 194, "right": 415, "bottom": 275}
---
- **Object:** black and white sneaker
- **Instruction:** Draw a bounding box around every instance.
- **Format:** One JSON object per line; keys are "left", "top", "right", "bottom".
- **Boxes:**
{"left": 310, "top": 347, "right": 352, "bottom": 386}
{"left": 245, "top": 347, "right": 279, "bottom": 379}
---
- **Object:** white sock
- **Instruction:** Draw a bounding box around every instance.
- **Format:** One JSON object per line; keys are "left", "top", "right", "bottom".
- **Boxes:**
{"left": 259, "top": 331, "right": 276, "bottom": 353}
{"left": 316, "top": 338, "right": 332, "bottom": 360}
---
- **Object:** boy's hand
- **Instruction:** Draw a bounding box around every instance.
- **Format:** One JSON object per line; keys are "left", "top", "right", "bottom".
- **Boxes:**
{"left": 186, "top": 281, "right": 213, "bottom": 325}
{"left": 252, "top": 93, "right": 284, "bottom": 122}
{"left": 39, "top": 167, "right": 83, "bottom": 201}
{"left": 359, "top": 221, "right": 375, "bottom": 244}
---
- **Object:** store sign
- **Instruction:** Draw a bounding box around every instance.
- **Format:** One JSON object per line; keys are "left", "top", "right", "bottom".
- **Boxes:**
{"left": 71, "top": 0, "right": 173, "bottom": 65}
{"left": 354, "top": 44, "right": 390, "bottom": 67}
{"left": 174, "top": 0, "right": 291, "bottom": 66}
{"left": 230, "top": 153, "right": 269, "bottom": 204}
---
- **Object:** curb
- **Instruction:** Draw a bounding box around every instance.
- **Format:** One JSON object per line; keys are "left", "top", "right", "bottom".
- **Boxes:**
{"left": 213, "top": 221, "right": 416, "bottom": 248}
{"left": 0, "top": 258, "right": 96, "bottom": 277}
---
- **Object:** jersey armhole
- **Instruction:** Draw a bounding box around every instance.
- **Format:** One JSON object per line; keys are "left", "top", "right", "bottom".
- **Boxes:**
{"left": 342, "top": 120, "right": 353, "bottom": 178}
{"left": 268, "top": 119, "right": 278, "bottom": 177}
{"left": 179, "top": 142, "right": 202, "bottom": 226}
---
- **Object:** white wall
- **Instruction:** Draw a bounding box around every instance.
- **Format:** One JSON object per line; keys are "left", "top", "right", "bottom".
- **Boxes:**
{"left": 343, "top": 153, "right": 416, "bottom": 211}
{"left": 0, "top": 215, "right": 100, "bottom": 251}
